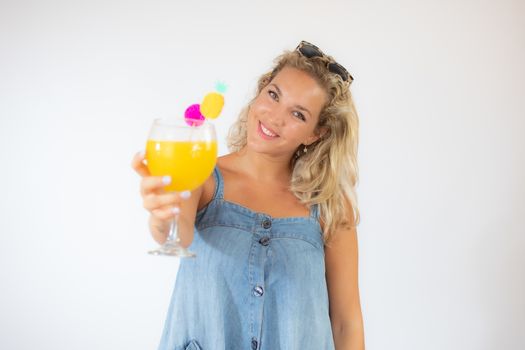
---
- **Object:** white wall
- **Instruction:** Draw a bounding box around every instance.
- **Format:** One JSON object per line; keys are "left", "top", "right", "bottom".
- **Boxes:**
{"left": 1, "top": 0, "right": 523, "bottom": 349}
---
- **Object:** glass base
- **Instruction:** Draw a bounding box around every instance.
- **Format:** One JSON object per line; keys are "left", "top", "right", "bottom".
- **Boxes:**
{"left": 148, "top": 242, "right": 196, "bottom": 258}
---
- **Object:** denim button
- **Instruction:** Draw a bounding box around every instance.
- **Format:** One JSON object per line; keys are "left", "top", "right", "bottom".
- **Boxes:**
{"left": 251, "top": 338, "right": 258, "bottom": 349}
{"left": 258, "top": 236, "right": 270, "bottom": 246}
{"left": 253, "top": 285, "right": 264, "bottom": 297}
{"left": 262, "top": 218, "right": 272, "bottom": 229}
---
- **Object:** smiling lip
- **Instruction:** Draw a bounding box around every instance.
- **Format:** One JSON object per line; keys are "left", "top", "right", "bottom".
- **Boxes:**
{"left": 258, "top": 121, "right": 279, "bottom": 140}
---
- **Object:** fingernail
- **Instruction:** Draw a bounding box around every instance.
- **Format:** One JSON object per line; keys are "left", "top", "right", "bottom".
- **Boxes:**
{"left": 138, "top": 150, "right": 145, "bottom": 157}
{"left": 180, "top": 190, "right": 191, "bottom": 199}
{"left": 162, "top": 176, "right": 171, "bottom": 185}
{"left": 172, "top": 207, "right": 180, "bottom": 214}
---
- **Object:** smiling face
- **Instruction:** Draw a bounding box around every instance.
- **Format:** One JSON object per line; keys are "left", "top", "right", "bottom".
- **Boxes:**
{"left": 246, "top": 66, "right": 327, "bottom": 159}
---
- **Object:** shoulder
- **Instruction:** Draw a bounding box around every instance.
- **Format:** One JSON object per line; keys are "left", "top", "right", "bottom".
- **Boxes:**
{"left": 323, "top": 196, "right": 356, "bottom": 248}
{"left": 217, "top": 153, "right": 239, "bottom": 176}
{"left": 323, "top": 198, "right": 359, "bottom": 291}
{"left": 198, "top": 153, "right": 237, "bottom": 210}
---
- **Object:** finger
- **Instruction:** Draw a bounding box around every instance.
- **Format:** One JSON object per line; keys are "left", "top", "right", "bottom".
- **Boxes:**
{"left": 151, "top": 207, "right": 178, "bottom": 221}
{"left": 131, "top": 151, "right": 150, "bottom": 177}
{"left": 143, "top": 192, "right": 180, "bottom": 211}
{"left": 140, "top": 176, "right": 171, "bottom": 196}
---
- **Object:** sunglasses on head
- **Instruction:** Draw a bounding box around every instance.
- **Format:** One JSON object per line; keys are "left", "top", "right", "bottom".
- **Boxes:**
{"left": 295, "top": 40, "right": 354, "bottom": 85}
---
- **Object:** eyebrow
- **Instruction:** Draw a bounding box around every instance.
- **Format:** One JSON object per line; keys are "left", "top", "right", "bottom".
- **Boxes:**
{"left": 269, "top": 83, "right": 312, "bottom": 118}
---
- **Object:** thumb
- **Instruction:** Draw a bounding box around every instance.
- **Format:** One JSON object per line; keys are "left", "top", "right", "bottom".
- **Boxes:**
{"left": 131, "top": 151, "right": 150, "bottom": 177}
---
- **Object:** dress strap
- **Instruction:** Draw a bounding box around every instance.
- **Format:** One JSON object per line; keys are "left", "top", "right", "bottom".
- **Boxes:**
{"left": 212, "top": 166, "right": 225, "bottom": 199}
{"left": 309, "top": 203, "right": 320, "bottom": 219}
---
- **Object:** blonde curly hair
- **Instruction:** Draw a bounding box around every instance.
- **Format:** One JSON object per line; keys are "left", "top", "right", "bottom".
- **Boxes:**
{"left": 227, "top": 48, "right": 360, "bottom": 246}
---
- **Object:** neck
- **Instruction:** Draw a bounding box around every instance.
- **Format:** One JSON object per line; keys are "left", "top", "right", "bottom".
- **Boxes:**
{"left": 234, "top": 147, "right": 293, "bottom": 184}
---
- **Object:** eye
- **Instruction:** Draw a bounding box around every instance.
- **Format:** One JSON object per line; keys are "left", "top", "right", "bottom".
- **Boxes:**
{"left": 268, "top": 89, "right": 279, "bottom": 101}
{"left": 292, "top": 111, "right": 306, "bottom": 121}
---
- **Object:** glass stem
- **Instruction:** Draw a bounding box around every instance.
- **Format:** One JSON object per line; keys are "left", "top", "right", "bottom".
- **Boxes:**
{"left": 166, "top": 214, "right": 181, "bottom": 244}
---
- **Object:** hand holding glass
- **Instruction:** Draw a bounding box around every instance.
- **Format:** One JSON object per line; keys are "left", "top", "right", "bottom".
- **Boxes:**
{"left": 145, "top": 119, "right": 217, "bottom": 257}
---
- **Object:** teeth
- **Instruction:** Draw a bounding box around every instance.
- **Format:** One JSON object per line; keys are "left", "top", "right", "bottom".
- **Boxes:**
{"left": 260, "top": 123, "right": 277, "bottom": 137}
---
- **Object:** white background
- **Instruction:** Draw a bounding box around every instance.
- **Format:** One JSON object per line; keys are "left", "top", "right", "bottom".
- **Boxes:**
{"left": 1, "top": 0, "right": 524, "bottom": 349}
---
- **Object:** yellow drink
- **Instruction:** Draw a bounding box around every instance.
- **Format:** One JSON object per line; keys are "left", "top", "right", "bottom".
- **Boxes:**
{"left": 146, "top": 140, "right": 218, "bottom": 192}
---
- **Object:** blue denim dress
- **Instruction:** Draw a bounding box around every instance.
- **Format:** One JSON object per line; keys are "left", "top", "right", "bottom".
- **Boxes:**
{"left": 158, "top": 167, "right": 335, "bottom": 350}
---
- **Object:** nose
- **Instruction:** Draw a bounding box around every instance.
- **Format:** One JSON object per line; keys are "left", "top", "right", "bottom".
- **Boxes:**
{"left": 267, "top": 105, "right": 286, "bottom": 128}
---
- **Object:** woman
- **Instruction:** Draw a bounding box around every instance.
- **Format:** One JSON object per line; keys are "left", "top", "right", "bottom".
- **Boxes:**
{"left": 132, "top": 41, "right": 364, "bottom": 350}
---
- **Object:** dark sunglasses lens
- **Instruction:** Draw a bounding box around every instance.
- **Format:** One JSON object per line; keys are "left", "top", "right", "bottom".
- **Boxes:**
{"left": 299, "top": 45, "right": 323, "bottom": 58}
{"left": 328, "top": 63, "right": 350, "bottom": 82}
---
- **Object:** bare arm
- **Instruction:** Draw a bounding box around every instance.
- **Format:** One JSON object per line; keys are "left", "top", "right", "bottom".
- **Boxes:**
{"left": 325, "top": 206, "right": 365, "bottom": 350}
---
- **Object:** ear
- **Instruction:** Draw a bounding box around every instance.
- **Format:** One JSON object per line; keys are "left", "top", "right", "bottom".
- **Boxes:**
{"left": 305, "top": 126, "right": 328, "bottom": 146}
